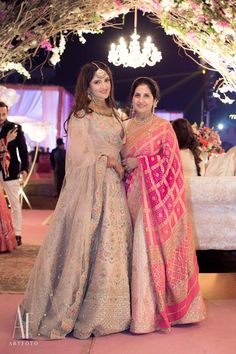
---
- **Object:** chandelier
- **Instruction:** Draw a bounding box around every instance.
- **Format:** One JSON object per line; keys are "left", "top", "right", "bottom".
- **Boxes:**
{"left": 108, "top": 7, "right": 162, "bottom": 68}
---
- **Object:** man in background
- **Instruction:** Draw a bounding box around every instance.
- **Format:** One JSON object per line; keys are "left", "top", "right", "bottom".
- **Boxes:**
{"left": 0, "top": 101, "right": 29, "bottom": 246}
{"left": 50, "top": 138, "right": 66, "bottom": 197}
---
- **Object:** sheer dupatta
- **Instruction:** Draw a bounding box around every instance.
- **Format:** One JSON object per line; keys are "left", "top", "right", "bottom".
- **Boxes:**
{"left": 123, "top": 118, "right": 205, "bottom": 331}
{"left": 18, "top": 114, "right": 110, "bottom": 339}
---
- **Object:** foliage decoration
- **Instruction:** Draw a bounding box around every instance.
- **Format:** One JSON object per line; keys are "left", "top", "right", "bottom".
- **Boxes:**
{"left": 0, "top": 0, "right": 235, "bottom": 101}
{"left": 192, "top": 122, "right": 224, "bottom": 155}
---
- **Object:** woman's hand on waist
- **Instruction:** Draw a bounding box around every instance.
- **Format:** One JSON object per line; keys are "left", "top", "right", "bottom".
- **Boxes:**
{"left": 107, "top": 156, "right": 125, "bottom": 180}
{"left": 122, "top": 157, "right": 138, "bottom": 173}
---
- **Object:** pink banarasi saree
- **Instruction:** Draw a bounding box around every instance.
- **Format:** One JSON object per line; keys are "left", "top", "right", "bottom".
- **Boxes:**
{"left": 122, "top": 117, "right": 206, "bottom": 333}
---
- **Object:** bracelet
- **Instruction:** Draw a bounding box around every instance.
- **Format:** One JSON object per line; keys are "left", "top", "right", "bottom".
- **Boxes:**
{"left": 100, "top": 154, "right": 111, "bottom": 168}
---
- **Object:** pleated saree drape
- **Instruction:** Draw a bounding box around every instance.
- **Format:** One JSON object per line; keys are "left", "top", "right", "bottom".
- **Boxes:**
{"left": 122, "top": 118, "right": 206, "bottom": 333}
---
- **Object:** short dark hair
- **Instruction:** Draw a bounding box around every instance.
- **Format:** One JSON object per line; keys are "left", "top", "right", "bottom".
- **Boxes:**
{"left": 56, "top": 138, "right": 64, "bottom": 145}
{"left": 0, "top": 101, "right": 9, "bottom": 111}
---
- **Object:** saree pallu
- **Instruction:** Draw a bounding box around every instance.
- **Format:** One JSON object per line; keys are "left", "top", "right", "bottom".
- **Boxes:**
{"left": 122, "top": 118, "right": 206, "bottom": 333}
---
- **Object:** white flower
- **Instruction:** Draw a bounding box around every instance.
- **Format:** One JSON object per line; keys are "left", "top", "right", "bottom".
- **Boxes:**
{"left": 0, "top": 61, "right": 30, "bottom": 79}
{"left": 160, "top": 0, "right": 176, "bottom": 11}
{"left": 50, "top": 48, "right": 60, "bottom": 65}
{"left": 219, "top": 84, "right": 234, "bottom": 94}
{"left": 59, "top": 33, "right": 66, "bottom": 55}
{"left": 221, "top": 96, "right": 234, "bottom": 104}
{"left": 77, "top": 31, "right": 86, "bottom": 44}
{"left": 164, "top": 27, "right": 179, "bottom": 35}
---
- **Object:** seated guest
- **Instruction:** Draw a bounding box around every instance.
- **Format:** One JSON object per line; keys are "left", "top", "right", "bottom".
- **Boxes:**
{"left": 205, "top": 151, "right": 234, "bottom": 176}
{"left": 172, "top": 118, "right": 204, "bottom": 176}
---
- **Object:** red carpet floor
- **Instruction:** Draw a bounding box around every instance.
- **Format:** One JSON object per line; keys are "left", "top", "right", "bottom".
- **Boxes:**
{"left": 1, "top": 210, "right": 236, "bottom": 354}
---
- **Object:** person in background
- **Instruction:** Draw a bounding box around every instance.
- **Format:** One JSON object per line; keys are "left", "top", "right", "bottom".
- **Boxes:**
{"left": 0, "top": 131, "right": 17, "bottom": 252}
{"left": 121, "top": 77, "right": 206, "bottom": 334}
{"left": 172, "top": 118, "right": 204, "bottom": 176}
{"left": 50, "top": 137, "right": 64, "bottom": 196}
{"left": 54, "top": 139, "right": 66, "bottom": 196}
{"left": 0, "top": 101, "right": 29, "bottom": 246}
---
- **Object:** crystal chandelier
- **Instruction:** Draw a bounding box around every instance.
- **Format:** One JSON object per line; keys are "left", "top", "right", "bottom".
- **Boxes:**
{"left": 108, "top": 7, "right": 162, "bottom": 68}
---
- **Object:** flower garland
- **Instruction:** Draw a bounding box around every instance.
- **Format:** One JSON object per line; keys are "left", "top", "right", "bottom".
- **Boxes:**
{"left": 192, "top": 122, "right": 224, "bottom": 155}
{"left": 0, "top": 0, "right": 235, "bottom": 102}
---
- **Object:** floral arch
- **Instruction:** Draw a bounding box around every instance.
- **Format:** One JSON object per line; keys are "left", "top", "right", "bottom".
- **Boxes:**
{"left": 0, "top": 0, "right": 235, "bottom": 98}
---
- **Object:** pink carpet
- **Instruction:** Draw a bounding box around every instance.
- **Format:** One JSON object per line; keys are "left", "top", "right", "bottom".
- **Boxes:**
{"left": 1, "top": 294, "right": 236, "bottom": 354}
{"left": 21, "top": 210, "right": 51, "bottom": 245}
{"left": 1, "top": 210, "right": 236, "bottom": 353}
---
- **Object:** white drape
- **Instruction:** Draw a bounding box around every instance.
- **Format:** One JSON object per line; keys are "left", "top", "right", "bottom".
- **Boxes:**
{"left": 4, "top": 84, "right": 73, "bottom": 150}
{"left": 185, "top": 176, "right": 236, "bottom": 250}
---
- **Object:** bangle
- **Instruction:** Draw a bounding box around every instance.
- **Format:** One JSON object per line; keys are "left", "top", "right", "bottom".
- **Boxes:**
{"left": 100, "top": 154, "right": 111, "bottom": 167}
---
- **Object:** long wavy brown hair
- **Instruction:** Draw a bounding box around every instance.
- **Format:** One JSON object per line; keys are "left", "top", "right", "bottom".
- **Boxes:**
{"left": 172, "top": 118, "right": 202, "bottom": 176}
{"left": 64, "top": 61, "right": 117, "bottom": 132}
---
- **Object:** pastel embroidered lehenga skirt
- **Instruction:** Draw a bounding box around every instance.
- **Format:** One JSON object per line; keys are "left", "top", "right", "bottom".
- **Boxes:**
{"left": 16, "top": 162, "right": 132, "bottom": 340}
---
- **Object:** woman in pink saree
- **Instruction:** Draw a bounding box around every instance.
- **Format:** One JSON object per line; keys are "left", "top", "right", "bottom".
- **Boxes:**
{"left": 0, "top": 132, "right": 17, "bottom": 252}
{"left": 122, "top": 77, "right": 206, "bottom": 333}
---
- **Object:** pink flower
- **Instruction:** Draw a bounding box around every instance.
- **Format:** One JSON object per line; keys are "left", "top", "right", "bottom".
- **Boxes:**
{"left": 6, "top": 43, "right": 14, "bottom": 49}
{"left": 188, "top": 31, "right": 195, "bottom": 40}
{"left": 25, "top": 31, "right": 34, "bottom": 39}
{"left": 0, "top": 11, "right": 6, "bottom": 21}
{"left": 219, "top": 21, "right": 228, "bottom": 28}
{"left": 40, "top": 39, "right": 52, "bottom": 51}
{"left": 192, "top": 123, "right": 224, "bottom": 155}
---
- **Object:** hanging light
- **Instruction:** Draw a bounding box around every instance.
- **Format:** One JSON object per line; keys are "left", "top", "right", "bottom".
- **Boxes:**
{"left": 108, "top": 7, "right": 162, "bottom": 68}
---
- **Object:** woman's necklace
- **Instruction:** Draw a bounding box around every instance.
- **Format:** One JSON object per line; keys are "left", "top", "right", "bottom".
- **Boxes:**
{"left": 89, "top": 103, "right": 113, "bottom": 117}
{"left": 131, "top": 114, "right": 154, "bottom": 136}
{"left": 92, "top": 109, "right": 113, "bottom": 117}
{"left": 133, "top": 114, "right": 154, "bottom": 126}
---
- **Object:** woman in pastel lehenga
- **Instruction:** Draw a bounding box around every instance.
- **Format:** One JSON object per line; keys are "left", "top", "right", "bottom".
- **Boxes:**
{"left": 121, "top": 77, "right": 206, "bottom": 333}
{"left": 0, "top": 131, "right": 17, "bottom": 252}
{"left": 16, "top": 62, "right": 132, "bottom": 340}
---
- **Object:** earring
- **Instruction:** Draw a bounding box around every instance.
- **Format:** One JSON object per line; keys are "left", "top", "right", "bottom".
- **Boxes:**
{"left": 152, "top": 100, "right": 158, "bottom": 114}
{"left": 129, "top": 104, "right": 135, "bottom": 119}
{"left": 87, "top": 89, "right": 92, "bottom": 101}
